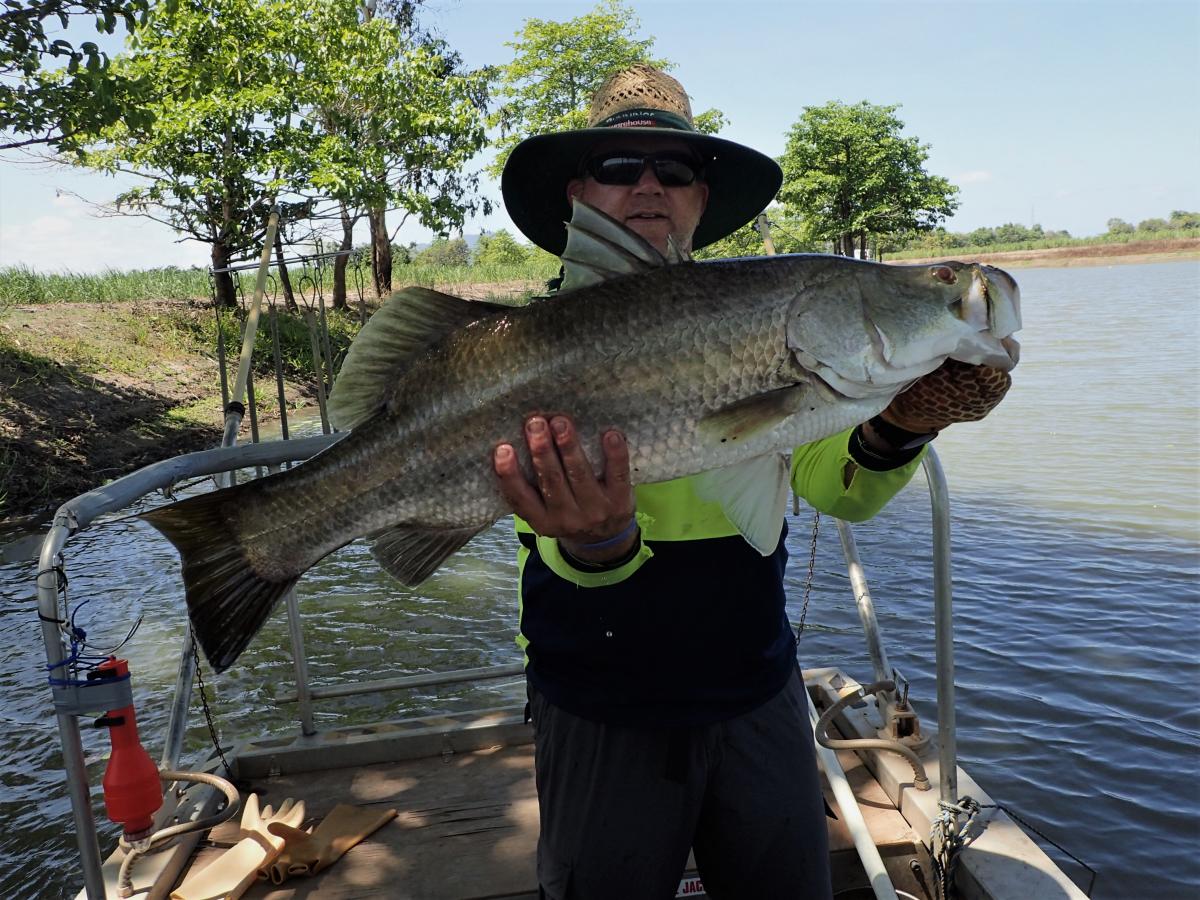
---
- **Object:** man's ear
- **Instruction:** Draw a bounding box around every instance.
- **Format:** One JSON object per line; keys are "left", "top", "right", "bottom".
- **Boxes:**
{"left": 566, "top": 178, "right": 584, "bottom": 204}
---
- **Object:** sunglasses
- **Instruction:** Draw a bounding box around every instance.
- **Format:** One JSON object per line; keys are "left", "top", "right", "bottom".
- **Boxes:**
{"left": 584, "top": 152, "right": 705, "bottom": 187}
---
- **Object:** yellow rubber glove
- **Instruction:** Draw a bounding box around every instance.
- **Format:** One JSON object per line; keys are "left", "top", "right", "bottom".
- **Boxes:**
{"left": 263, "top": 803, "right": 397, "bottom": 884}
{"left": 882, "top": 359, "right": 1012, "bottom": 433}
{"left": 170, "top": 794, "right": 305, "bottom": 900}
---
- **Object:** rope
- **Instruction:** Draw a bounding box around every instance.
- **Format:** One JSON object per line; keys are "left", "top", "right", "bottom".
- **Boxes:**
{"left": 929, "top": 796, "right": 1096, "bottom": 898}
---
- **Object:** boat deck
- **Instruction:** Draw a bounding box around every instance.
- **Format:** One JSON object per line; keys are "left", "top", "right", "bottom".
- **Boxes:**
{"left": 180, "top": 713, "right": 929, "bottom": 899}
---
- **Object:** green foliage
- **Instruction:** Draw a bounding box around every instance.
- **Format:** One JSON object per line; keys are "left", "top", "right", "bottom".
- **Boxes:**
{"left": 778, "top": 101, "right": 958, "bottom": 255}
{"left": 0, "top": 264, "right": 211, "bottom": 303}
{"left": 485, "top": 0, "right": 726, "bottom": 178}
{"left": 74, "top": 0, "right": 490, "bottom": 305}
{"left": 0, "top": 0, "right": 155, "bottom": 151}
{"left": 473, "top": 230, "right": 529, "bottom": 266}
{"left": 1106, "top": 218, "right": 1135, "bottom": 235}
{"left": 1169, "top": 210, "right": 1200, "bottom": 229}
{"left": 694, "top": 207, "right": 820, "bottom": 259}
{"left": 413, "top": 237, "right": 470, "bottom": 268}
{"left": 179, "top": 303, "right": 361, "bottom": 382}
{"left": 889, "top": 218, "right": 1196, "bottom": 259}
{"left": 1137, "top": 217, "right": 1170, "bottom": 232}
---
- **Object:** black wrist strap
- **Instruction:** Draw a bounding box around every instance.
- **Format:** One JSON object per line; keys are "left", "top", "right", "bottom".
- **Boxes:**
{"left": 849, "top": 425, "right": 924, "bottom": 471}
{"left": 560, "top": 535, "right": 642, "bottom": 572}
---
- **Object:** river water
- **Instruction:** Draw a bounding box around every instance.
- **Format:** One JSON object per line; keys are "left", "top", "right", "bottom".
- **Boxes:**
{"left": 1, "top": 261, "right": 1197, "bottom": 898}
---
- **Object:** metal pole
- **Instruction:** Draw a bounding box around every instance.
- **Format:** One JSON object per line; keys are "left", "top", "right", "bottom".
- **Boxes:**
{"left": 922, "top": 446, "right": 958, "bottom": 804}
{"left": 38, "top": 540, "right": 106, "bottom": 899}
{"left": 754, "top": 213, "right": 778, "bottom": 255}
{"left": 835, "top": 519, "right": 892, "bottom": 689}
{"left": 283, "top": 590, "right": 315, "bottom": 736}
{"left": 160, "top": 624, "right": 196, "bottom": 771}
{"left": 304, "top": 309, "right": 332, "bottom": 434}
{"left": 269, "top": 306, "right": 290, "bottom": 442}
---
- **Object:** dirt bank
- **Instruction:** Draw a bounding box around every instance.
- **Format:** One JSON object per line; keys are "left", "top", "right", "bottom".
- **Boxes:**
{"left": 0, "top": 299, "right": 319, "bottom": 524}
{"left": 0, "top": 281, "right": 543, "bottom": 525}
{"left": 889, "top": 237, "right": 1200, "bottom": 268}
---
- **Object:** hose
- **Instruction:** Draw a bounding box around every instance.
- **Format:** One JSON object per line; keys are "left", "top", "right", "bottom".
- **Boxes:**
{"left": 116, "top": 768, "right": 241, "bottom": 899}
{"left": 814, "top": 680, "right": 931, "bottom": 791}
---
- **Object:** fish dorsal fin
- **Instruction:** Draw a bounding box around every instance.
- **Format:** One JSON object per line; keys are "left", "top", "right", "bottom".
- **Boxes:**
{"left": 560, "top": 200, "right": 667, "bottom": 292}
{"left": 329, "top": 287, "right": 507, "bottom": 430}
{"left": 694, "top": 454, "right": 791, "bottom": 555}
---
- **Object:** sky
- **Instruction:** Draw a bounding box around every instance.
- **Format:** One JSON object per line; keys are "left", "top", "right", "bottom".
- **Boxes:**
{"left": 1, "top": 0, "right": 1197, "bottom": 273}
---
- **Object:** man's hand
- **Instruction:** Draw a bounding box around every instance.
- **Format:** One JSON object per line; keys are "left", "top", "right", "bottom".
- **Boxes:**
{"left": 493, "top": 415, "right": 638, "bottom": 564}
{"left": 882, "top": 359, "right": 1012, "bottom": 434}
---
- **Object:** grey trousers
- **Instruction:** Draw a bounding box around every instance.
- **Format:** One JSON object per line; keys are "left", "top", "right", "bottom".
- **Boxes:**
{"left": 529, "top": 666, "right": 833, "bottom": 900}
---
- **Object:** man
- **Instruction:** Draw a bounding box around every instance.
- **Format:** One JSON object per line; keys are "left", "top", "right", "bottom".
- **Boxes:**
{"left": 493, "top": 65, "right": 1007, "bottom": 899}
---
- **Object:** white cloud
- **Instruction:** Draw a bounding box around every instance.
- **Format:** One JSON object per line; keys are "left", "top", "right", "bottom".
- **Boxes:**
{"left": 0, "top": 205, "right": 210, "bottom": 273}
{"left": 954, "top": 170, "right": 993, "bottom": 184}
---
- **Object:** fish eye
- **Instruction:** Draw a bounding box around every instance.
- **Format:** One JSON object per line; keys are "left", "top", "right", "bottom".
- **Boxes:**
{"left": 931, "top": 266, "right": 956, "bottom": 285}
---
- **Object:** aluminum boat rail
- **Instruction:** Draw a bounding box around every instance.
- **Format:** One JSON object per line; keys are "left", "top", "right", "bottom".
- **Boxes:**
{"left": 34, "top": 438, "right": 959, "bottom": 900}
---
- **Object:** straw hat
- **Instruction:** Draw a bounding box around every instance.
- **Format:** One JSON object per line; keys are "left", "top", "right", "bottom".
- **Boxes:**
{"left": 501, "top": 65, "right": 782, "bottom": 255}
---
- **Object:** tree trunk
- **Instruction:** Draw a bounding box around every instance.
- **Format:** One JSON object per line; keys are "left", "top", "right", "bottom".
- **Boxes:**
{"left": 332, "top": 203, "right": 354, "bottom": 311}
{"left": 368, "top": 204, "right": 391, "bottom": 297}
{"left": 859, "top": 232, "right": 867, "bottom": 259}
{"left": 211, "top": 241, "right": 237, "bottom": 308}
{"left": 273, "top": 229, "right": 297, "bottom": 311}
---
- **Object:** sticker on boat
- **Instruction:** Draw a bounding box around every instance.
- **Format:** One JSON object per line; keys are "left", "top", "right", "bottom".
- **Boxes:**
{"left": 676, "top": 874, "right": 705, "bottom": 896}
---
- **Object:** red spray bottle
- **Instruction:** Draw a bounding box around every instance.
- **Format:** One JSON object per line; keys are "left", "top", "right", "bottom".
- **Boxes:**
{"left": 93, "top": 658, "right": 162, "bottom": 841}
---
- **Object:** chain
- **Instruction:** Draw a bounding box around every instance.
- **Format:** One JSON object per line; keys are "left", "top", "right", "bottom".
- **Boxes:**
{"left": 795, "top": 509, "right": 821, "bottom": 640}
{"left": 191, "top": 638, "right": 234, "bottom": 778}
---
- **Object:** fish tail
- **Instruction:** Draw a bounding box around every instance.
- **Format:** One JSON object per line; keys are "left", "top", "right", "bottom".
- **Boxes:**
{"left": 142, "top": 491, "right": 299, "bottom": 673}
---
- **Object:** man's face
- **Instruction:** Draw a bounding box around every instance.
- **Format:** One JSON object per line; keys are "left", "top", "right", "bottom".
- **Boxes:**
{"left": 566, "top": 136, "right": 710, "bottom": 255}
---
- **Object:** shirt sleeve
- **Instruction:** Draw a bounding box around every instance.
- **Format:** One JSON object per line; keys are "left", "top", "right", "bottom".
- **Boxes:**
{"left": 790, "top": 426, "right": 925, "bottom": 522}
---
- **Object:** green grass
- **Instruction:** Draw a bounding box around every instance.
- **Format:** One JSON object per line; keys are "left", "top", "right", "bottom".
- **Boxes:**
{"left": 0, "top": 255, "right": 561, "bottom": 305}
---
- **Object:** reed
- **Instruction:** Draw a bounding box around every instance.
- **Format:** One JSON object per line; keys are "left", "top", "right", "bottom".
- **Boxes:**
{"left": 0, "top": 254, "right": 561, "bottom": 305}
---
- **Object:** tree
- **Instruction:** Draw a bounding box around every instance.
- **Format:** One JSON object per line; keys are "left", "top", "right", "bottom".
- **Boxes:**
{"left": 485, "top": 0, "right": 726, "bottom": 179}
{"left": 778, "top": 101, "right": 959, "bottom": 257}
{"left": 473, "top": 230, "right": 529, "bottom": 266}
{"left": 413, "top": 237, "right": 470, "bottom": 267}
{"left": 1168, "top": 210, "right": 1200, "bottom": 230}
{"left": 75, "top": 0, "right": 490, "bottom": 308}
{"left": 693, "top": 207, "right": 819, "bottom": 259}
{"left": 1137, "top": 217, "right": 1170, "bottom": 232}
{"left": 1106, "top": 218, "right": 1135, "bottom": 235}
{"left": 0, "top": 0, "right": 154, "bottom": 151}
{"left": 297, "top": 1, "right": 490, "bottom": 302}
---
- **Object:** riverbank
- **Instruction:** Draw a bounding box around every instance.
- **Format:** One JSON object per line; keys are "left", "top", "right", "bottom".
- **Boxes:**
{"left": 2, "top": 250, "right": 1195, "bottom": 524}
{"left": 0, "top": 299, "right": 314, "bottom": 524}
{"left": 887, "top": 236, "right": 1200, "bottom": 268}
{"left": 0, "top": 280, "right": 542, "bottom": 525}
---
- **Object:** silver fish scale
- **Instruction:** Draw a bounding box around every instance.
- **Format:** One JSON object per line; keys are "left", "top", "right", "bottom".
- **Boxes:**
{"left": 228, "top": 254, "right": 1005, "bottom": 577}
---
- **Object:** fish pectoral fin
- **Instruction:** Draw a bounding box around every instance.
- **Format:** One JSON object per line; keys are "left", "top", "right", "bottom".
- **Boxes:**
{"left": 370, "top": 523, "right": 487, "bottom": 586}
{"left": 560, "top": 200, "right": 667, "bottom": 292}
{"left": 695, "top": 455, "right": 791, "bottom": 556}
{"left": 697, "top": 384, "right": 812, "bottom": 446}
{"left": 329, "top": 287, "right": 509, "bottom": 431}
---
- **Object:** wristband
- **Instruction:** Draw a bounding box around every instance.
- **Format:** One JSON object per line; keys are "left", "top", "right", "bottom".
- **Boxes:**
{"left": 578, "top": 517, "right": 639, "bottom": 551}
{"left": 849, "top": 425, "right": 923, "bottom": 471}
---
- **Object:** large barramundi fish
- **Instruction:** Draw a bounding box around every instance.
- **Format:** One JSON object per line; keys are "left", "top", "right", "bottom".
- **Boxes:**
{"left": 144, "top": 202, "right": 1020, "bottom": 671}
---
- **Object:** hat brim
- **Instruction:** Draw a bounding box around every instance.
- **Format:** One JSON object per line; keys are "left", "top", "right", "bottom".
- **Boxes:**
{"left": 501, "top": 128, "right": 783, "bottom": 256}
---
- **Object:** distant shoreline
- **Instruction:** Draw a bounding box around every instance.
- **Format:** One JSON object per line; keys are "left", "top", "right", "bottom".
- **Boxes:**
{"left": 886, "top": 237, "right": 1200, "bottom": 269}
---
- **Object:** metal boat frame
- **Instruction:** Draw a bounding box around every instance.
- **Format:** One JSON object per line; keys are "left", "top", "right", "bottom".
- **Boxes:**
{"left": 32, "top": 440, "right": 1087, "bottom": 899}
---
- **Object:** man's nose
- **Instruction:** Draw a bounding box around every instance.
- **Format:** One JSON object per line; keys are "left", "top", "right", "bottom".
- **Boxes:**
{"left": 632, "top": 164, "right": 665, "bottom": 194}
